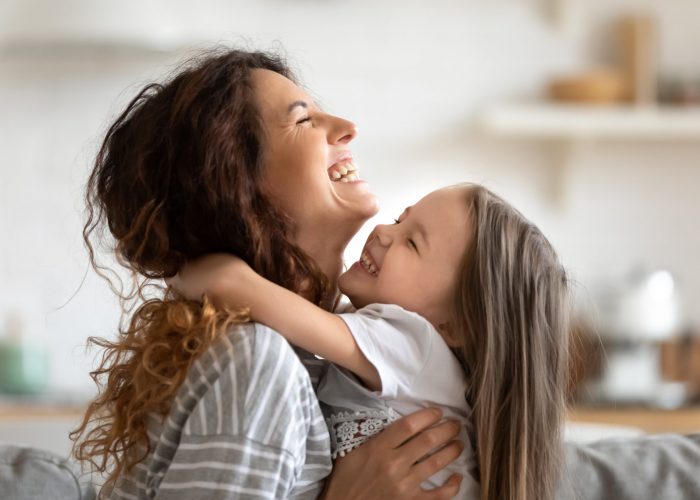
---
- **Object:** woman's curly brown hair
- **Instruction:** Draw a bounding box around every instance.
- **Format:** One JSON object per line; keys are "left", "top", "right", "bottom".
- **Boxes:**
{"left": 70, "top": 48, "right": 330, "bottom": 491}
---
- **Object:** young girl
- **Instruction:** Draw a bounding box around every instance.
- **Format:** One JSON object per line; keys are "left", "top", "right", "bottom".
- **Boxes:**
{"left": 171, "top": 183, "right": 570, "bottom": 500}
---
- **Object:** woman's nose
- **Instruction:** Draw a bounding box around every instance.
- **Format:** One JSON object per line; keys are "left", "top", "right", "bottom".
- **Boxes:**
{"left": 327, "top": 114, "right": 357, "bottom": 145}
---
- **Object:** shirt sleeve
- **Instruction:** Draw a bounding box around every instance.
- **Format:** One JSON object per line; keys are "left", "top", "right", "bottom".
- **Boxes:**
{"left": 147, "top": 324, "right": 330, "bottom": 500}
{"left": 154, "top": 434, "right": 298, "bottom": 499}
{"left": 338, "top": 303, "right": 436, "bottom": 399}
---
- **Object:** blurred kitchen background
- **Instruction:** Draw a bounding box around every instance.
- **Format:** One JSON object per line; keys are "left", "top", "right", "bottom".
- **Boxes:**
{"left": 1, "top": 0, "right": 699, "bottom": 457}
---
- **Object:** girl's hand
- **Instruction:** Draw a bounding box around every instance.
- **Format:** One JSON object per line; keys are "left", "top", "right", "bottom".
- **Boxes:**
{"left": 166, "top": 253, "right": 253, "bottom": 305}
{"left": 322, "top": 408, "right": 464, "bottom": 499}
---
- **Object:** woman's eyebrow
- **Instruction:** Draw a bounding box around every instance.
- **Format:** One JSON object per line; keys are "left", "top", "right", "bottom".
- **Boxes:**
{"left": 288, "top": 99, "right": 324, "bottom": 114}
{"left": 287, "top": 100, "right": 308, "bottom": 113}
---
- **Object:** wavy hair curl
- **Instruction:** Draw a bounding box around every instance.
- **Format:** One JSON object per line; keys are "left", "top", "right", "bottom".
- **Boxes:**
{"left": 71, "top": 49, "right": 330, "bottom": 490}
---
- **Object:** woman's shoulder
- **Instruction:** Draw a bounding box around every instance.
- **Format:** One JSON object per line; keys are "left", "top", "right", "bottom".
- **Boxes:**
{"left": 174, "top": 321, "right": 321, "bottom": 439}
{"left": 215, "top": 321, "right": 301, "bottom": 370}
{"left": 192, "top": 321, "right": 318, "bottom": 397}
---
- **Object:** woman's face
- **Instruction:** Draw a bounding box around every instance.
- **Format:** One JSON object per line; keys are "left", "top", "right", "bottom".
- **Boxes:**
{"left": 252, "top": 69, "right": 379, "bottom": 248}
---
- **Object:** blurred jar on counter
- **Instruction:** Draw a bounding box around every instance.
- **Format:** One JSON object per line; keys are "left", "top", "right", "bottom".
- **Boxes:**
{"left": 658, "top": 76, "right": 700, "bottom": 106}
{"left": 660, "top": 328, "right": 700, "bottom": 404}
{"left": 0, "top": 308, "right": 48, "bottom": 395}
{"left": 576, "top": 269, "right": 695, "bottom": 408}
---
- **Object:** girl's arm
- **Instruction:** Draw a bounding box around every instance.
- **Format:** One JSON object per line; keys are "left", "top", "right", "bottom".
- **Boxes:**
{"left": 168, "top": 254, "right": 381, "bottom": 390}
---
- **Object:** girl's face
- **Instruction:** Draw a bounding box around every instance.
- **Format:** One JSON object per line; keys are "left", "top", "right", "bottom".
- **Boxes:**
{"left": 339, "top": 186, "right": 472, "bottom": 335}
{"left": 253, "top": 69, "right": 379, "bottom": 246}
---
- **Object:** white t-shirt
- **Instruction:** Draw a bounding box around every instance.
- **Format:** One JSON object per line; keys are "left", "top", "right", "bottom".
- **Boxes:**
{"left": 317, "top": 303, "right": 480, "bottom": 499}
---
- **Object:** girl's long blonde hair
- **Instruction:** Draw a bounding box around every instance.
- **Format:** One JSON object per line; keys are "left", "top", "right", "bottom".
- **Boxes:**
{"left": 452, "top": 184, "right": 570, "bottom": 500}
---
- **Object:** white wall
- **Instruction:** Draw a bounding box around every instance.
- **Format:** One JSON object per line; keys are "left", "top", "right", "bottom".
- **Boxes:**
{"left": 0, "top": 0, "right": 698, "bottom": 394}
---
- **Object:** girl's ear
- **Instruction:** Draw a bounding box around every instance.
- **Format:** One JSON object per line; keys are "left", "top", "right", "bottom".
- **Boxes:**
{"left": 438, "top": 322, "right": 461, "bottom": 348}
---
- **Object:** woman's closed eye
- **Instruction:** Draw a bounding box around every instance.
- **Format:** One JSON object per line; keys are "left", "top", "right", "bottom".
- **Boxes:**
{"left": 296, "top": 116, "right": 311, "bottom": 125}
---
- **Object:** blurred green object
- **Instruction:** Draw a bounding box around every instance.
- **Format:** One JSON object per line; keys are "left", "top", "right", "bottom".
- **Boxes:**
{"left": 0, "top": 342, "right": 48, "bottom": 394}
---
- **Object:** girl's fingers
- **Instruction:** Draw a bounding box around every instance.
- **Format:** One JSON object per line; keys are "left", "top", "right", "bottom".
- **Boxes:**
{"left": 376, "top": 408, "right": 443, "bottom": 449}
{"left": 411, "top": 439, "right": 464, "bottom": 483}
{"left": 420, "top": 474, "right": 464, "bottom": 500}
{"left": 399, "top": 419, "right": 461, "bottom": 464}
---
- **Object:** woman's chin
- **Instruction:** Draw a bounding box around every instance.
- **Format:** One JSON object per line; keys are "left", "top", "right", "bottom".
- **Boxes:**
{"left": 332, "top": 180, "right": 379, "bottom": 219}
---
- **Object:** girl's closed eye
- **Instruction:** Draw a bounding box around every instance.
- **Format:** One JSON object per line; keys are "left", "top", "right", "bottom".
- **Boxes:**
{"left": 391, "top": 217, "right": 418, "bottom": 252}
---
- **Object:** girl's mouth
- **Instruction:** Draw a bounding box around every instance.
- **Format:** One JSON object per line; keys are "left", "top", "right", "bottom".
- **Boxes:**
{"left": 359, "top": 249, "right": 378, "bottom": 276}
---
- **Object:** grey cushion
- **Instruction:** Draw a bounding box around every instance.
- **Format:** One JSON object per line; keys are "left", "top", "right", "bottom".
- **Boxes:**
{"left": 0, "top": 445, "right": 95, "bottom": 500}
{"left": 2, "top": 435, "right": 699, "bottom": 499}
{"left": 561, "top": 433, "right": 700, "bottom": 499}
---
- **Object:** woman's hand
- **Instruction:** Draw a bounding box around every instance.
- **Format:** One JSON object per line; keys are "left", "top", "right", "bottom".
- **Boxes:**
{"left": 166, "top": 253, "right": 253, "bottom": 306}
{"left": 322, "top": 408, "right": 464, "bottom": 499}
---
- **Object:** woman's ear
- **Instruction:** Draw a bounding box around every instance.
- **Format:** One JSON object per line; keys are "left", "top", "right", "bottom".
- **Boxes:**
{"left": 437, "top": 322, "right": 461, "bottom": 348}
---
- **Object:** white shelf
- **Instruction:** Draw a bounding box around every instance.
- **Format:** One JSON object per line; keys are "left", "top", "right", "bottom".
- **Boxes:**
{"left": 480, "top": 103, "right": 700, "bottom": 141}
{"left": 0, "top": 35, "right": 188, "bottom": 57}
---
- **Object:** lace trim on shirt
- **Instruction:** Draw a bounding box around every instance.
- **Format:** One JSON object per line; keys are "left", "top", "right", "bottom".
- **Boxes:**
{"left": 326, "top": 408, "right": 401, "bottom": 459}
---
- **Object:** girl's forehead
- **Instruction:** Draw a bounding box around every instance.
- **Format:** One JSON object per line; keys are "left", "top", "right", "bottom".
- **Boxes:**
{"left": 413, "top": 188, "right": 472, "bottom": 245}
{"left": 415, "top": 186, "right": 469, "bottom": 213}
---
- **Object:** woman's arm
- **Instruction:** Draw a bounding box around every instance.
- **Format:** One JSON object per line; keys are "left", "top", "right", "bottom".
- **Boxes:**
{"left": 168, "top": 254, "right": 380, "bottom": 390}
{"left": 323, "top": 408, "right": 465, "bottom": 499}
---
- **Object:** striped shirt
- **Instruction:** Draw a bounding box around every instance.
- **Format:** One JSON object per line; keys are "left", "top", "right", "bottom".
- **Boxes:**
{"left": 109, "top": 323, "right": 332, "bottom": 499}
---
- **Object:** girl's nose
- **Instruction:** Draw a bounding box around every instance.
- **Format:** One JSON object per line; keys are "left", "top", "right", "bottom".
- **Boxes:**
{"left": 326, "top": 114, "right": 357, "bottom": 145}
{"left": 373, "top": 224, "right": 393, "bottom": 247}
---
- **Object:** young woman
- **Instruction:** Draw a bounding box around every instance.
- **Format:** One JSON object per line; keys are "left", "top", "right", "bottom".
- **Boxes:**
{"left": 70, "top": 49, "right": 464, "bottom": 499}
{"left": 170, "top": 183, "right": 570, "bottom": 500}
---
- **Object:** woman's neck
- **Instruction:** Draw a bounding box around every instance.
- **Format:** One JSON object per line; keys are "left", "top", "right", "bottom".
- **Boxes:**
{"left": 296, "top": 229, "right": 349, "bottom": 310}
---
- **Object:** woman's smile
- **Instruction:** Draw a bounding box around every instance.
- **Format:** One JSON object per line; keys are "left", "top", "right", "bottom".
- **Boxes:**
{"left": 254, "top": 68, "right": 378, "bottom": 237}
{"left": 328, "top": 160, "right": 360, "bottom": 182}
{"left": 327, "top": 151, "right": 359, "bottom": 182}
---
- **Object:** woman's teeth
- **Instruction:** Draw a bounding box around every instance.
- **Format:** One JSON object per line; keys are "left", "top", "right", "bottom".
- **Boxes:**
{"left": 328, "top": 162, "right": 359, "bottom": 182}
{"left": 360, "top": 250, "right": 378, "bottom": 276}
